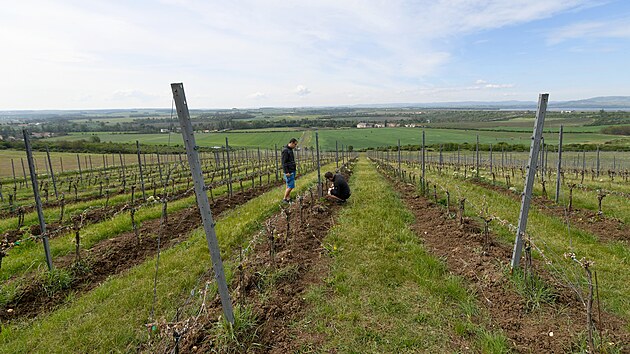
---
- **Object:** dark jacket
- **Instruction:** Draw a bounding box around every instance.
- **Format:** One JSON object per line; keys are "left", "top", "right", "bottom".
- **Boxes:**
{"left": 281, "top": 145, "right": 296, "bottom": 173}
{"left": 331, "top": 174, "right": 351, "bottom": 200}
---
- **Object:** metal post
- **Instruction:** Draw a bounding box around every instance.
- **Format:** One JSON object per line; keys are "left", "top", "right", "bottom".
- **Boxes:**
{"left": 77, "top": 154, "right": 83, "bottom": 181}
{"left": 11, "top": 159, "right": 16, "bottom": 188}
{"left": 596, "top": 146, "right": 600, "bottom": 177}
{"left": 398, "top": 139, "right": 402, "bottom": 177}
{"left": 274, "top": 144, "right": 279, "bottom": 181}
{"left": 489, "top": 144, "right": 493, "bottom": 175}
{"left": 21, "top": 158, "right": 28, "bottom": 188}
{"left": 476, "top": 135, "right": 480, "bottom": 178}
{"left": 171, "top": 83, "right": 234, "bottom": 324}
{"left": 156, "top": 148, "right": 164, "bottom": 186}
{"left": 316, "top": 132, "right": 322, "bottom": 196}
{"left": 46, "top": 147, "right": 58, "bottom": 199}
{"left": 555, "top": 125, "right": 563, "bottom": 203}
{"left": 511, "top": 93, "right": 549, "bottom": 269}
{"left": 136, "top": 141, "right": 147, "bottom": 200}
{"left": 23, "top": 130, "right": 53, "bottom": 270}
{"left": 422, "top": 130, "right": 426, "bottom": 193}
{"left": 226, "top": 137, "right": 233, "bottom": 197}
{"left": 335, "top": 141, "right": 339, "bottom": 169}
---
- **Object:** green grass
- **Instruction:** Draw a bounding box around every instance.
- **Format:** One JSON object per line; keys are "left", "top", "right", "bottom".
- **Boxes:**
{"left": 296, "top": 158, "right": 509, "bottom": 352}
{"left": 0, "top": 163, "right": 334, "bottom": 353}
{"left": 397, "top": 160, "right": 630, "bottom": 328}
{"left": 40, "top": 126, "right": 630, "bottom": 151}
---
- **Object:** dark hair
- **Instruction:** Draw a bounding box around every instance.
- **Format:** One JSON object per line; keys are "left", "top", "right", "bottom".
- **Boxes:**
{"left": 289, "top": 138, "right": 298, "bottom": 144}
{"left": 324, "top": 172, "right": 333, "bottom": 179}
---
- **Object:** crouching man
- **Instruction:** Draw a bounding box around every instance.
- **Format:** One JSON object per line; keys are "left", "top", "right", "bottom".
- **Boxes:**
{"left": 324, "top": 171, "right": 351, "bottom": 202}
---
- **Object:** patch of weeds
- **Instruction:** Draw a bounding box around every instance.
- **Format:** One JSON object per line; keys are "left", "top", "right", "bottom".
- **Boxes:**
{"left": 322, "top": 242, "right": 342, "bottom": 257}
{"left": 70, "top": 259, "right": 92, "bottom": 276}
{"left": 213, "top": 305, "right": 261, "bottom": 353}
{"left": 37, "top": 268, "right": 73, "bottom": 298}
{"left": 572, "top": 330, "right": 626, "bottom": 354}
{"left": 270, "top": 264, "right": 300, "bottom": 285}
{"left": 454, "top": 320, "right": 476, "bottom": 337}
{"left": 507, "top": 267, "right": 557, "bottom": 312}
{"left": 477, "top": 328, "right": 511, "bottom": 354}
{"left": 0, "top": 282, "right": 21, "bottom": 306}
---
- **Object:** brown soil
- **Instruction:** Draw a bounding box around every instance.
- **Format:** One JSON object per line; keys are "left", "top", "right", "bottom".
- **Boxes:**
{"left": 385, "top": 175, "right": 630, "bottom": 353}
{"left": 470, "top": 178, "right": 629, "bottom": 243}
{"left": 175, "top": 169, "right": 353, "bottom": 353}
{"left": 0, "top": 183, "right": 278, "bottom": 323}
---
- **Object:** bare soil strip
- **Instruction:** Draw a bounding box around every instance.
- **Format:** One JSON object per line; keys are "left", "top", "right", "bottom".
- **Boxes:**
{"left": 176, "top": 169, "right": 353, "bottom": 353}
{"left": 470, "top": 178, "right": 629, "bottom": 243}
{"left": 382, "top": 174, "right": 629, "bottom": 353}
{"left": 1, "top": 183, "right": 279, "bottom": 323}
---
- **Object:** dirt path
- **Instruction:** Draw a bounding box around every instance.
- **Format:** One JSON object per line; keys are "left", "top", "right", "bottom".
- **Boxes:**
{"left": 382, "top": 173, "right": 629, "bottom": 353}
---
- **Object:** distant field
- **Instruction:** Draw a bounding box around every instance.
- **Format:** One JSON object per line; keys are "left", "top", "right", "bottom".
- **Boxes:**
{"left": 69, "top": 117, "right": 138, "bottom": 123}
{"left": 316, "top": 128, "right": 630, "bottom": 150}
{"left": 43, "top": 127, "right": 630, "bottom": 150}
{"left": 0, "top": 151, "right": 139, "bottom": 178}
{"left": 45, "top": 131, "right": 303, "bottom": 149}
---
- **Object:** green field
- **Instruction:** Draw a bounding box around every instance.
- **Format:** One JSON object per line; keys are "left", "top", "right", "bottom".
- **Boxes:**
{"left": 45, "top": 131, "right": 304, "bottom": 149}
{"left": 43, "top": 127, "right": 630, "bottom": 151}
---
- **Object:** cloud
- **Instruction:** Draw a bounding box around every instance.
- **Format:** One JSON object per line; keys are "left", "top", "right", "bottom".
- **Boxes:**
{"left": 295, "top": 85, "right": 311, "bottom": 96}
{"left": 547, "top": 17, "right": 630, "bottom": 45}
{"left": 110, "top": 89, "right": 160, "bottom": 102}
{"left": 249, "top": 92, "right": 266, "bottom": 99}
{"left": 0, "top": 0, "right": 608, "bottom": 109}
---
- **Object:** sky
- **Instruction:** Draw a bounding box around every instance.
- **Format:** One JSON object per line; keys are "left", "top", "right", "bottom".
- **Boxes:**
{"left": 1, "top": 0, "right": 629, "bottom": 110}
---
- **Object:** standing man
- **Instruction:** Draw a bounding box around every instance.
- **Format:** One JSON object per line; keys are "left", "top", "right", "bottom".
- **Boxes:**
{"left": 281, "top": 138, "right": 298, "bottom": 203}
{"left": 324, "top": 171, "right": 351, "bottom": 202}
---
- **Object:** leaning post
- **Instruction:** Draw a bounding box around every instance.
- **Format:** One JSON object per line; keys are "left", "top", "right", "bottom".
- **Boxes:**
{"left": 23, "top": 129, "right": 54, "bottom": 271}
{"left": 171, "top": 83, "right": 234, "bottom": 325}
{"left": 511, "top": 93, "right": 549, "bottom": 269}
{"left": 46, "top": 146, "right": 59, "bottom": 199}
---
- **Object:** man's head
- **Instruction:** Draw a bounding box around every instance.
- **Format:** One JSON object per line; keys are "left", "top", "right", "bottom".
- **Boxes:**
{"left": 288, "top": 138, "right": 298, "bottom": 149}
{"left": 325, "top": 171, "right": 334, "bottom": 181}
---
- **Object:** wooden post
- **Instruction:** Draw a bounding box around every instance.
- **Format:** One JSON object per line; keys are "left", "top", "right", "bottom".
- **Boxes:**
{"left": 171, "top": 83, "right": 234, "bottom": 325}
{"left": 23, "top": 130, "right": 53, "bottom": 271}
{"left": 512, "top": 93, "right": 549, "bottom": 269}
{"left": 316, "top": 132, "right": 322, "bottom": 196}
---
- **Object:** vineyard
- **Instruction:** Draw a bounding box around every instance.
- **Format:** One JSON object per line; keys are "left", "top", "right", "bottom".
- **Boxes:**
{"left": 1, "top": 110, "right": 630, "bottom": 351}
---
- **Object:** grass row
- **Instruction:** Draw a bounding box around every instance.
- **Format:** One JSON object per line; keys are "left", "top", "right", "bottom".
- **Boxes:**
{"left": 294, "top": 158, "right": 508, "bottom": 352}
{"left": 393, "top": 159, "right": 630, "bottom": 327}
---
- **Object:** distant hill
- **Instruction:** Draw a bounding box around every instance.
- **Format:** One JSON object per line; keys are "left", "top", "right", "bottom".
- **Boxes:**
{"left": 348, "top": 96, "right": 630, "bottom": 110}
{"left": 550, "top": 96, "right": 630, "bottom": 109}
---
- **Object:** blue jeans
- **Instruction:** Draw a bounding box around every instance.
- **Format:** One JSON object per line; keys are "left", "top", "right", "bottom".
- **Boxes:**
{"left": 284, "top": 171, "right": 296, "bottom": 189}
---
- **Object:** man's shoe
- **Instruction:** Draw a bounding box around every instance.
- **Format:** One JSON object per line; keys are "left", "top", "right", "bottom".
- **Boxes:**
{"left": 281, "top": 199, "right": 290, "bottom": 204}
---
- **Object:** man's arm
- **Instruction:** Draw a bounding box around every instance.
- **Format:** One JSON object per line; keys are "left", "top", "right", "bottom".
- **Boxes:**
{"left": 281, "top": 149, "right": 290, "bottom": 174}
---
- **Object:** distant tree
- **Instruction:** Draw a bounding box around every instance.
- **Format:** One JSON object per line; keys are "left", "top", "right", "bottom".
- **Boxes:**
{"left": 90, "top": 135, "right": 101, "bottom": 143}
